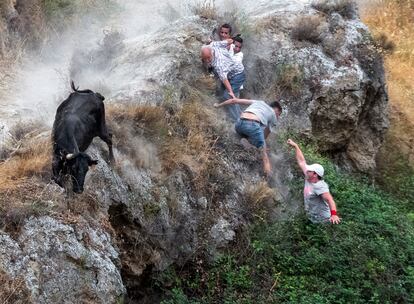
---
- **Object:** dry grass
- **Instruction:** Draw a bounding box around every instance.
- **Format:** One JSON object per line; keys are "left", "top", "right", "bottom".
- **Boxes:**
{"left": 0, "top": 270, "right": 31, "bottom": 304}
{"left": 245, "top": 181, "right": 275, "bottom": 206}
{"left": 190, "top": 0, "right": 218, "bottom": 20}
{"left": 0, "top": 126, "right": 70, "bottom": 233}
{"left": 0, "top": 136, "right": 51, "bottom": 191}
{"left": 312, "top": 0, "right": 358, "bottom": 19}
{"left": 107, "top": 103, "right": 168, "bottom": 171}
{"left": 0, "top": 2, "right": 26, "bottom": 68}
{"left": 274, "top": 63, "right": 305, "bottom": 97}
{"left": 107, "top": 103, "right": 166, "bottom": 132}
{"left": 291, "top": 15, "right": 325, "bottom": 44}
{"left": 194, "top": 75, "right": 217, "bottom": 92}
{"left": 108, "top": 99, "right": 224, "bottom": 196}
{"left": 0, "top": 122, "right": 54, "bottom": 233}
{"left": 42, "top": 0, "right": 117, "bottom": 23}
{"left": 14, "top": 0, "right": 47, "bottom": 46}
{"left": 244, "top": 181, "right": 276, "bottom": 220}
{"left": 160, "top": 100, "right": 221, "bottom": 194}
{"left": 361, "top": 0, "right": 414, "bottom": 164}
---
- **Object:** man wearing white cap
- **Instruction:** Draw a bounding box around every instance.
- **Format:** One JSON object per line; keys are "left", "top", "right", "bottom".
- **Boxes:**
{"left": 287, "top": 139, "right": 341, "bottom": 224}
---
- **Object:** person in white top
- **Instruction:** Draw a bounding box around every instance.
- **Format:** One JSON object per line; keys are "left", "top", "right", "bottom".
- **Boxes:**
{"left": 229, "top": 35, "right": 244, "bottom": 90}
{"left": 287, "top": 139, "right": 341, "bottom": 224}
{"left": 229, "top": 35, "right": 244, "bottom": 64}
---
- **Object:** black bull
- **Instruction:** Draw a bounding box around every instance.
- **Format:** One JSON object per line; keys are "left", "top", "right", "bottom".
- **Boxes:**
{"left": 52, "top": 81, "right": 114, "bottom": 193}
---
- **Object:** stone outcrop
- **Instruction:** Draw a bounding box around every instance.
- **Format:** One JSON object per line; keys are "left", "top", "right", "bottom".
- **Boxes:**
{"left": 73, "top": 5, "right": 388, "bottom": 172}
{"left": 243, "top": 8, "right": 388, "bottom": 171}
{"left": 0, "top": 216, "right": 125, "bottom": 303}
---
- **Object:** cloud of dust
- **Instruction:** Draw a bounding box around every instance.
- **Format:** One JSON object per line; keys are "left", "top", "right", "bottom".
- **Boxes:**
{"left": 0, "top": 0, "right": 311, "bottom": 161}
{"left": 0, "top": 0, "right": 312, "bottom": 127}
{"left": 0, "top": 1, "right": 189, "bottom": 128}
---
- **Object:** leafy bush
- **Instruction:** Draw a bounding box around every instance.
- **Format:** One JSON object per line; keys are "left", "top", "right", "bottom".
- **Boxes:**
{"left": 155, "top": 144, "right": 414, "bottom": 303}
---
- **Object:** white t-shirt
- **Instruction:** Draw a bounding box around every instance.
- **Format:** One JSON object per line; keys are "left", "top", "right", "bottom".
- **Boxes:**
{"left": 303, "top": 180, "right": 331, "bottom": 223}
{"left": 229, "top": 44, "right": 244, "bottom": 64}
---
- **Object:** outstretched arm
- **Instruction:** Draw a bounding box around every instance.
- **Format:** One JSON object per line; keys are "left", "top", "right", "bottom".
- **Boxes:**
{"left": 287, "top": 139, "right": 307, "bottom": 175}
{"left": 214, "top": 98, "right": 254, "bottom": 108}
{"left": 321, "top": 192, "right": 341, "bottom": 224}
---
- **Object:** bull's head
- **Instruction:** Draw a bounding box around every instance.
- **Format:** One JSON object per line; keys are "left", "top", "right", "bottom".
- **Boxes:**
{"left": 65, "top": 152, "right": 98, "bottom": 193}
{"left": 52, "top": 152, "right": 98, "bottom": 193}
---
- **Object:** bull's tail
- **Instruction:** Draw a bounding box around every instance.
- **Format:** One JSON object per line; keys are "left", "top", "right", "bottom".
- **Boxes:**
{"left": 70, "top": 80, "right": 79, "bottom": 92}
{"left": 70, "top": 81, "right": 95, "bottom": 94}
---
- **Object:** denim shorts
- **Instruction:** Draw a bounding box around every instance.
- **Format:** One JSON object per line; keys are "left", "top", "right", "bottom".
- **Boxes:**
{"left": 235, "top": 118, "right": 265, "bottom": 148}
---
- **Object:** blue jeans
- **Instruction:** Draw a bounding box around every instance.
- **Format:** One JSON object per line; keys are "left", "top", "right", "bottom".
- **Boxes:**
{"left": 223, "top": 71, "right": 246, "bottom": 122}
{"left": 235, "top": 118, "right": 265, "bottom": 148}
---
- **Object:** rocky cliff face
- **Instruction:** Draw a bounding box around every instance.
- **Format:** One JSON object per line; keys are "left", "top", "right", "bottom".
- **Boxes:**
{"left": 244, "top": 7, "right": 388, "bottom": 172}
{"left": 0, "top": 1, "right": 388, "bottom": 302}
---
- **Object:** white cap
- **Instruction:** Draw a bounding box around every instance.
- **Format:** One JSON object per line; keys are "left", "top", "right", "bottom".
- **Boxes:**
{"left": 306, "top": 164, "right": 324, "bottom": 177}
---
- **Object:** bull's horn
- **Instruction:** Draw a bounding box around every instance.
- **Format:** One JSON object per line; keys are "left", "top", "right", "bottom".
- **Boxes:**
{"left": 66, "top": 153, "right": 75, "bottom": 160}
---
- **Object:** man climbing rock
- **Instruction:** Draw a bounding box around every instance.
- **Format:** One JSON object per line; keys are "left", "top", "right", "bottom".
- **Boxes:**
{"left": 201, "top": 40, "right": 245, "bottom": 122}
{"left": 287, "top": 139, "right": 341, "bottom": 224}
{"left": 214, "top": 98, "right": 282, "bottom": 177}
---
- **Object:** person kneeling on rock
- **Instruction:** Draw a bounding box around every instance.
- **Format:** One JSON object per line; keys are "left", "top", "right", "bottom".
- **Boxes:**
{"left": 214, "top": 98, "right": 282, "bottom": 177}
{"left": 286, "top": 139, "right": 341, "bottom": 224}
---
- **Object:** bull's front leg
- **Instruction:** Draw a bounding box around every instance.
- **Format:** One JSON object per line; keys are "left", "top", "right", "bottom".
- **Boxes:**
{"left": 99, "top": 131, "right": 114, "bottom": 163}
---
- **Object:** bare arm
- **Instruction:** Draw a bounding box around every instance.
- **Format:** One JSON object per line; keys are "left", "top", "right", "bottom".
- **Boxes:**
{"left": 287, "top": 139, "right": 307, "bottom": 175}
{"left": 264, "top": 127, "right": 270, "bottom": 139}
{"left": 321, "top": 192, "right": 341, "bottom": 224}
{"left": 214, "top": 98, "right": 254, "bottom": 108}
{"left": 262, "top": 147, "right": 271, "bottom": 177}
{"left": 222, "top": 78, "right": 235, "bottom": 99}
